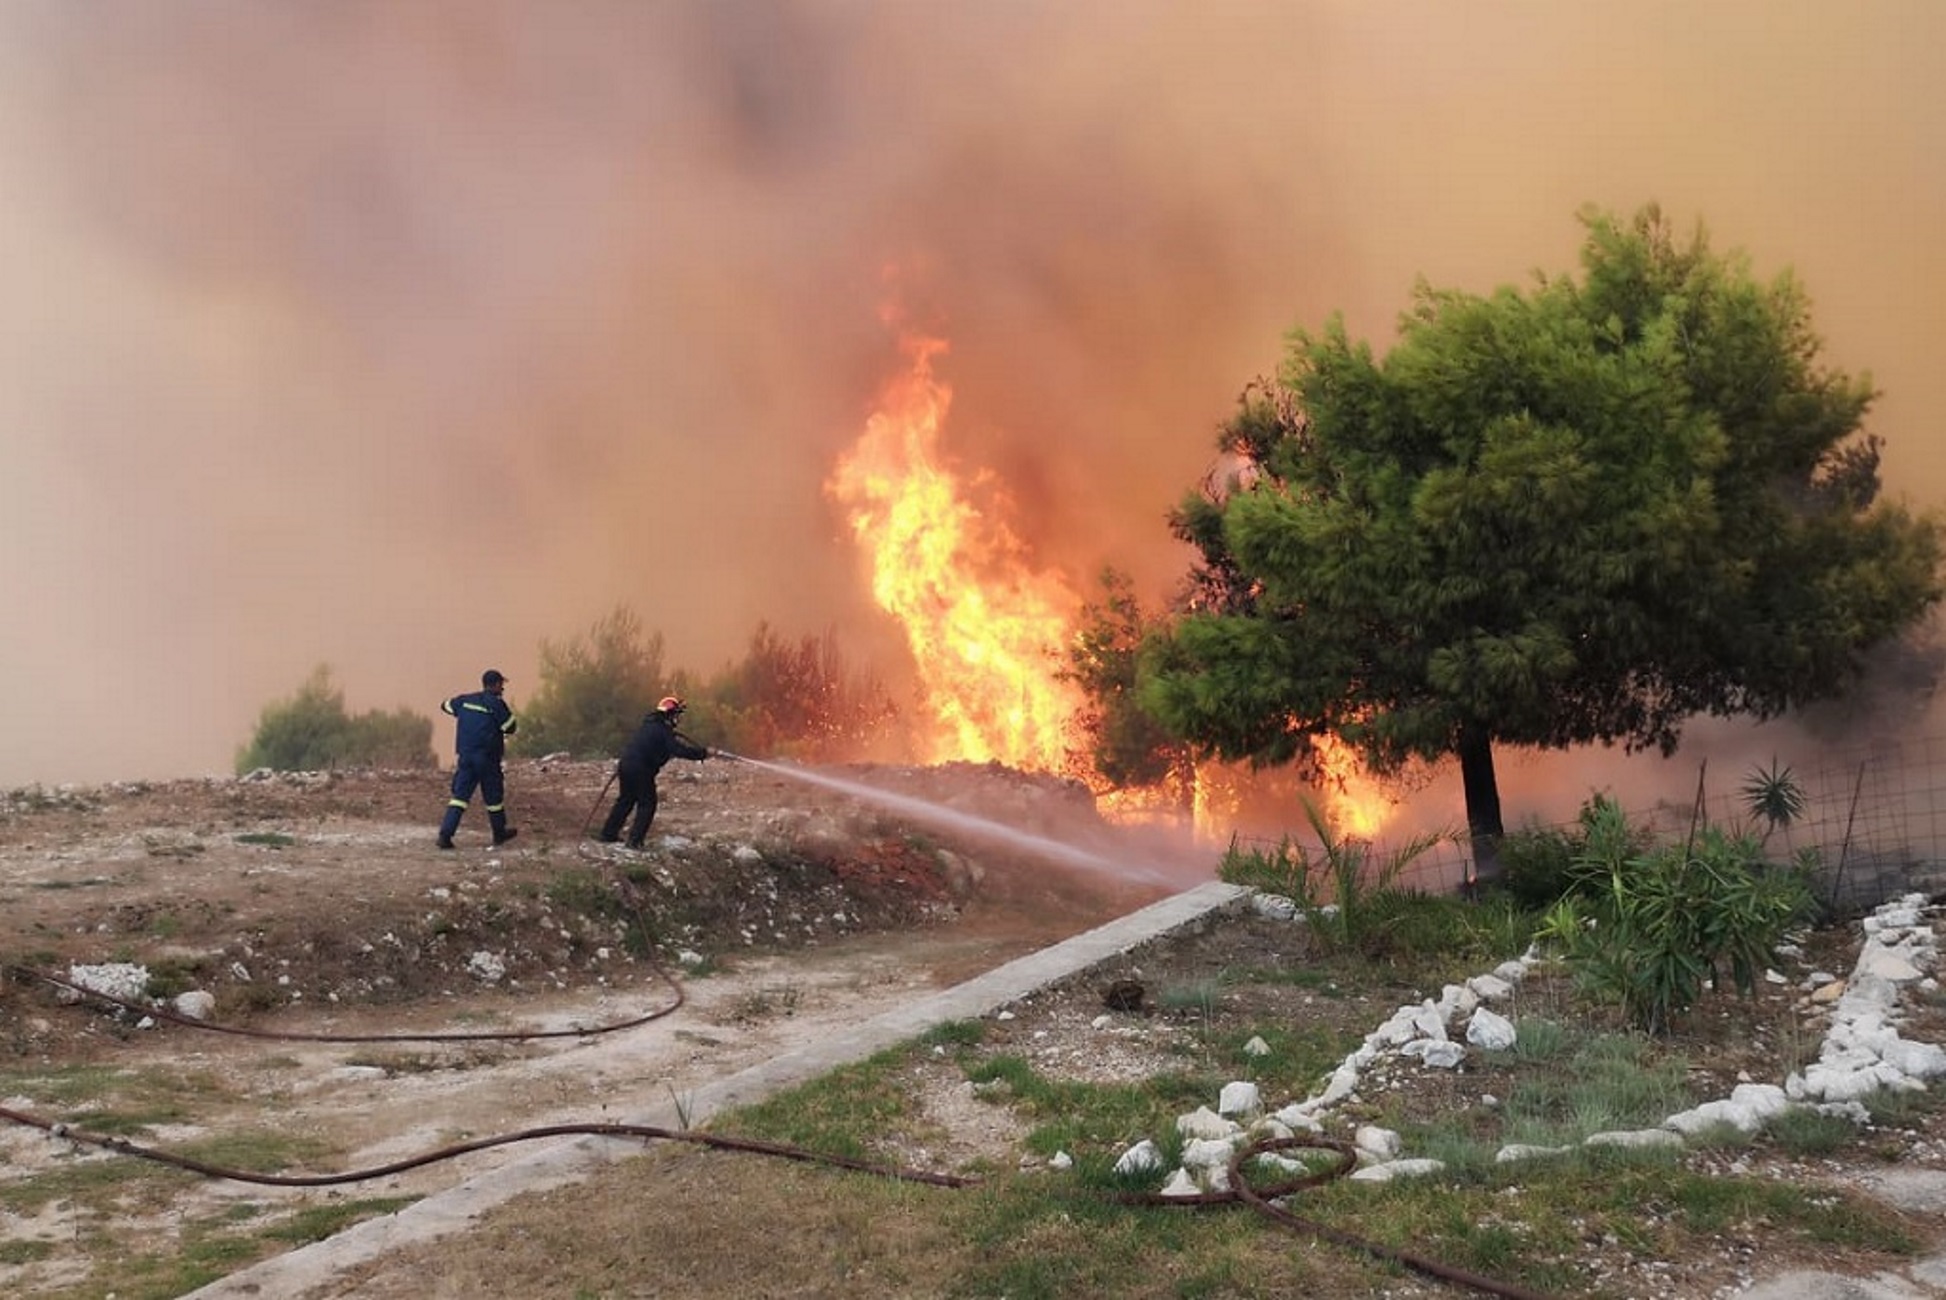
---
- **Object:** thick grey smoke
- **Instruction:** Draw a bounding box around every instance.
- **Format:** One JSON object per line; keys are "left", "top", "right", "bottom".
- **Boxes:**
{"left": 1, "top": 2, "right": 1941, "bottom": 820}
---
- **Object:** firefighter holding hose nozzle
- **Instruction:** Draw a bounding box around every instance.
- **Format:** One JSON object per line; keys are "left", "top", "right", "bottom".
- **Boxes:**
{"left": 597, "top": 695, "right": 715, "bottom": 850}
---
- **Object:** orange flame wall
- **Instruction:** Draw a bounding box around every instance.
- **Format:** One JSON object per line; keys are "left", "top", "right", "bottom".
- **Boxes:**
{"left": 827, "top": 329, "right": 1084, "bottom": 772}
{"left": 828, "top": 325, "right": 1396, "bottom": 844}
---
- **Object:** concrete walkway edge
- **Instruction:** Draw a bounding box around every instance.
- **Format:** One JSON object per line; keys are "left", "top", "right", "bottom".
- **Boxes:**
{"left": 187, "top": 880, "right": 1253, "bottom": 1298}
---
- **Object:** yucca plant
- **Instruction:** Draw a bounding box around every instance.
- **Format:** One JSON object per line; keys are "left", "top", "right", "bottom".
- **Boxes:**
{"left": 1740, "top": 758, "right": 1807, "bottom": 846}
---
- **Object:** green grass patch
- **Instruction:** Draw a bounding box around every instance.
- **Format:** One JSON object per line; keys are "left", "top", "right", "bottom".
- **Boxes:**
{"left": 1202, "top": 1022, "right": 1362, "bottom": 1097}
{"left": 233, "top": 831, "right": 296, "bottom": 848}
{"left": 63, "top": 1102, "right": 190, "bottom": 1136}
{"left": 543, "top": 867, "right": 650, "bottom": 956}
{"left": 172, "top": 1129, "right": 336, "bottom": 1174}
{"left": 1227, "top": 964, "right": 1342, "bottom": 993}
{"left": 1390, "top": 1018, "right": 1695, "bottom": 1160}
{"left": 0, "top": 1063, "right": 129, "bottom": 1105}
{"left": 1864, "top": 1084, "right": 1946, "bottom": 1131}
{"left": 0, "top": 1063, "right": 239, "bottom": 1131}
{"left": 717, "top": 1047, "right": 920, "bottom": 1161}
{"left": 261, "top": 1194, "right": 420, "bottom": 1243}
{"left": 0, "top": 1238, "right": 57, "bottom": 1265}
{"left": 961, "top": 1055, "right": 1213, "bottom": 1166}
{"left": 0, "top": 1153, "right": 172, "bottom": 1215}
{"left": 919, "top": 1019, "right": 986, "bottom": 1050}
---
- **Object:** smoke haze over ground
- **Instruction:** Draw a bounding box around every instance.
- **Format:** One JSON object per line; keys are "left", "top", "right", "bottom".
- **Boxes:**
{"left": 3, "top": 3, "right": 1942, "bottom": 826}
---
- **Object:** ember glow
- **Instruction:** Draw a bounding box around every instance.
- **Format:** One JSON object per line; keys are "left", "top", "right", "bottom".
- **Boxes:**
{"left": 1190, "top": 756, "right": 1394, "bottom": 846}
{"left": 827, "top": 327, "right": 1085, "bottom": 772}
{"left": 1313, "top": 735, "right": 1393, "bottom": 840}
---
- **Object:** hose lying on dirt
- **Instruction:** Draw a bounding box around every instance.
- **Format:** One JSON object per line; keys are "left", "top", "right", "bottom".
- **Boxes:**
{"left": 4, "top": 813, "right": 682, "bottom": 1045}
{"left": 1, "top": 788, "right": 1556, "bottom": 1300}
{"left": 0, "top": 1103, "right": 1554, "bottom": 1300}
{"left": 5, "top": 960, "right": 683, "bottom": 1044}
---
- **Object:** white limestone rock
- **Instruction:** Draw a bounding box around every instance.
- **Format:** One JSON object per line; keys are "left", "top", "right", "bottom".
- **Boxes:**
{"left": 1350, "top": 1157, "right": 1446, "bottom": 1182}
{"left": 1177, "top": 1106, "right": 1241, "bottom": 1140}
{"left": 1113, "top": 1139, "right": 1164, "bottom": 1175}
{"left": 171, "top": 990, "right": 217, "bottom": 1021}
{"left": 62, "top": 962, "right": 151, "bottom": 1005}
{"left": 1466, "top": 1007, "right": 1517, "bottom": 1052}
{"left": 1218, "top": 1081, "right": 1263, "bottom": 1118}
{"left": 1354, "top": 1125, "right": 1403, "bottom": 1161}
{"left": 1585, "top": 1128, "right": 1685, "bottom": 1151}
{"left": 1159, "top": 1168, "right": 1202, "bottom": 1198}
{"left": 1400, "top": 1039, "right": 1466, "bottom": 1069}
{"left": 1251, "top": 893, "right": 1298, "bottom": 921}
{"left": 1467, "top": 972, "right": 1515, "bottom": 1003}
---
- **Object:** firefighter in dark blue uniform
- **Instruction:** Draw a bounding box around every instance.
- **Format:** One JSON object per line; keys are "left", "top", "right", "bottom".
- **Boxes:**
{"left": 598, "top": 695, "right": 711, "bottom": 849}
{"left": 437, "top": 669, "right": 519, "bottom": 849}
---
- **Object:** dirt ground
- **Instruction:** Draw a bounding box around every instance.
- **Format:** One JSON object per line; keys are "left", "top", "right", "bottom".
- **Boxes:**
{"left": 0, "top": 756, "right": 1193, "bottom": 1297}
{"left": 3, "top": 757, "right": 1945, "bottom": 1299}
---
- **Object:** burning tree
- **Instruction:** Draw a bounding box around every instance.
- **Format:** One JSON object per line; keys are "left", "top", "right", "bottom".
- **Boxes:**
{"left": 711, "top": 622, "right": 899, "bottom": 762}
{"left": 1062, "top": 567, "right": 1194, "bottom": 796}
{"left": 1139, "top": 204, "right": 1944, "bottom": 880}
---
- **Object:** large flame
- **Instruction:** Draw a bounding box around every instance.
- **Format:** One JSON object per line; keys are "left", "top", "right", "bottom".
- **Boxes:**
{"left": 828, "top": 323, "right": 1396, "bottom": 842}
{"left": 827, "top": 328, "right": 1083, "bottom": 771}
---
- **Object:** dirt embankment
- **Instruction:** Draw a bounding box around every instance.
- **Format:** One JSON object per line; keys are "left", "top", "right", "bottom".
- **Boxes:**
{"left": 0, "top": 756, "right": 1204, "bottom": 1298}
{"left": 0, "top": 755, "right": 1193, "bottom": 1059}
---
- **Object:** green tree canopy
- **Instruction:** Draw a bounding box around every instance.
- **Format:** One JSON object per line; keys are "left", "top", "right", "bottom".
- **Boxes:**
{"left": 1141, "top": 205, "right": 1942, "bottom": 876}
{"left": 235, "top": 665, "right": 434, "bottom": 773}
{"left": 1063, "top": 567, "right": 1193, "bottom": 795}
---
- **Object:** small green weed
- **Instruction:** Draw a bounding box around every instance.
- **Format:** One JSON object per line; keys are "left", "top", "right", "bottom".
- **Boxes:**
{"left": 261, "top": 1194, "right": 420, "bottom": 1243}
{"left": 1155, "top": 979, "right": 1222, "bottom": 1016}
{"left": 919, "top": 1019, "right": 985, "bottom": 1049}
{"left": 1766, "top": 1107, "right": 1861, "bottom": 1157}
{"left": 0, "top": 1239, "right": 56, "bottom": 1265}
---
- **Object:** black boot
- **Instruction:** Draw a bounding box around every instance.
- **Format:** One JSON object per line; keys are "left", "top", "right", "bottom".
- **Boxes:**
{"left": 493, "top": 827, "right": 519, "bottom": 846}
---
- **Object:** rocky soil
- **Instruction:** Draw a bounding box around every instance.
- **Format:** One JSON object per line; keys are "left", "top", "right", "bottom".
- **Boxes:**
{"left": 2, "top": 757, "right": 1945, "bottom": 1299}
{"left": 0, "top": 756, "right": 1191, "bottom": 1297}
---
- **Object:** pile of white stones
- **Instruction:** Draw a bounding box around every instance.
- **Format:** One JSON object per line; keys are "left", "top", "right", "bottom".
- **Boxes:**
{"left": 1108, "top": 891, "right": 1945, "bottom": 1193}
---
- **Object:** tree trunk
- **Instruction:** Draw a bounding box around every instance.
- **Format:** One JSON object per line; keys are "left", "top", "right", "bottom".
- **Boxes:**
{"left": 1457, "top": 721, "right": 1505, "bottom": 889}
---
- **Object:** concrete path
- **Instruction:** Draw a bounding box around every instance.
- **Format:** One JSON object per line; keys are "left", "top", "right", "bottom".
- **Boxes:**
{"left": 182, "top": 879, "right": 1946, "bottom": 1299}
{"left": 1738, "top": 1169, "right": 1946, "bottom": 1299}
{"left": 185, "top": 881, "right": 1255, "bottom": 1298}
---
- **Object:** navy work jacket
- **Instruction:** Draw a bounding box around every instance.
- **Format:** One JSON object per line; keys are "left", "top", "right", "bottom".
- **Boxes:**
{"left": 442, "top": 691, "right": 517, "bottom": 760}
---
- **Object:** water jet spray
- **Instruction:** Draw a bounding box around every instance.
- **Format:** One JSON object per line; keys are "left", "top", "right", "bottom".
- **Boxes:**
{"left": 720, "top": 754, "right": 1191, "bottom": 887}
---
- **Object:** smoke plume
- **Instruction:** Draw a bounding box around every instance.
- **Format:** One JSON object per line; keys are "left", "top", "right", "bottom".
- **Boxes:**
{"left": 2, "top": 1, "right": 1941, "bottom": 829}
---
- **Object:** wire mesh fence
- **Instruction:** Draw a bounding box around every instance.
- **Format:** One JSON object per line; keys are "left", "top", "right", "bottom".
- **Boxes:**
{"left": 1220, "top": 735, "right": 1946, "bottom": 909}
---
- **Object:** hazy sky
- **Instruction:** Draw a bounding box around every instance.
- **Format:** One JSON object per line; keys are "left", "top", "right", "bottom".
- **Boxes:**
{"left": 3, "top": 2, "right": 1942, "bottom": 793}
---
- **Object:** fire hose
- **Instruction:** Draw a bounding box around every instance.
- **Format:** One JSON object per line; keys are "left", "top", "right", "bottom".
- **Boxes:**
{"left": 0, "top": 1094, "right": 1552, "bottom": 1299}
{"left": 0, "top": 763, "right": 1555, "bottom": 1300}
{"left": 1, "top": 962, "right": 1557, "bottom": 1299}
